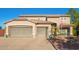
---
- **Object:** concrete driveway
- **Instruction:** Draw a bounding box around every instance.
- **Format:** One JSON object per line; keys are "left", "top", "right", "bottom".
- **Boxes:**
{"left": 0, "top": 37, "right": 55, "bottom": 50}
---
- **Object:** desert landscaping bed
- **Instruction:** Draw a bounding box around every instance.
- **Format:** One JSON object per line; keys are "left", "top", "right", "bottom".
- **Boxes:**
{"left": 48, "top": 36, "right": 79, "bottom": 50}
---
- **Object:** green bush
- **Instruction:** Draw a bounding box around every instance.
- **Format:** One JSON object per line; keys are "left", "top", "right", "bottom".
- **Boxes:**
{"left": 73, "top": 28, "right": 77, "bottom": 36}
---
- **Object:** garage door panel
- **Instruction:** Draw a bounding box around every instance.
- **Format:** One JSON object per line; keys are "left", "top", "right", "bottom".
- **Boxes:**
{"left": 9, "top": 27, "right": 32, "bottom": 38}
{"left": 37, "top": 27, "right": 47, "bottom": 38}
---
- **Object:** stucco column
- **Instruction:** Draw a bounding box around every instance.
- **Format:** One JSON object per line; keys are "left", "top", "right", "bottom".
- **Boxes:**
{"left": 5, "top": 25, "right": 9, "bottom": 37}
{"left": 48, "top": 25, "right": 52, "bottom": 37}
{"left": 70, "top": 26, "right": 73, "bottom": 36}
{"left": 32, "top": 24, "right": 37, "bottom": 39}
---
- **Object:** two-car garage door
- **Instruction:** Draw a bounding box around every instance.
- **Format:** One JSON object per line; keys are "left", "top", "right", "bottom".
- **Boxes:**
{"left": 9, "top": 26, "right": 32, "bottom": 38}
{"left": 9, "top": 26, "right": 48, "bottom": 38}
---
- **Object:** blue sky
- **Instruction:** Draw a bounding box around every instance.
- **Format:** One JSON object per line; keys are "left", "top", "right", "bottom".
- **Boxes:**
{"left": 0, "top": 8, "right": 79, "bottom": 29}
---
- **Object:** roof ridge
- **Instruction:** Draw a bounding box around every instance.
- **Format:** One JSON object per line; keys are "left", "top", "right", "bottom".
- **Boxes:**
{"left": 19, "top": 14, "right": 70, "bottom": 17}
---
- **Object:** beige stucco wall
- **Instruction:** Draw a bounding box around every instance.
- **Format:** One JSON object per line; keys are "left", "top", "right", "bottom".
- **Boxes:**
{"left": 19, "top": 17, "right": 46, "bottom": 21}
{"left": 5, "top": 15, "right": 70, "bottom": 38}
{"left": 6, "top": 21, "right": 35, "bottom": 26}
{"left": 5, "top": 21, "right": 51, "bottom": 38}
{"left": 47, "top": 17, "right": 59, "bottom": 27}
{"left": 5, "top": 21, "right": 35, "bottom": 36}
{"left": 19, "top": 16, "right": 70, "bottom": 27}
{"left": 59, "top": 17, "right": 70, "bottom": 24}
{"left": 47, "top": 16, "right": 70, "bottom": 27}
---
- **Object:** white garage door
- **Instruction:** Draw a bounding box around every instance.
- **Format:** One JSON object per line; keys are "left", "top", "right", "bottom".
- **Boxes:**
{"left": 37, "top": 27, "right": 48, "bottom": 39}
{"left": 9, "top": 26, "right": 32, "bottom": 38}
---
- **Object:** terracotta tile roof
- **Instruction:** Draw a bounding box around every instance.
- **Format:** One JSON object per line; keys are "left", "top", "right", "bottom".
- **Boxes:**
{"left": 60, "top": 24, "right": 72, "bottom": 28}
{"left": 5, "top": 19, "right": 54, "bottom": 24}
{"left": 5, "top": 14, "right": 70, "bottom": 24}
{"left": 4, "top": 19, "right": 16, "bottom": 24}
{"left": 27, "top": 19, "right": 54, "bottom": 24}
{"left": 19, "top": 14, "right": 70, "bottom": 17}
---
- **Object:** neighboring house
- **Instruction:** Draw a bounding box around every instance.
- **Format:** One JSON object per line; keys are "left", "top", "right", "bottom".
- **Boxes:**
{"left": 4, "top": 14, "right": 73, "bottom": 38}
{"left": 0, "top": 30, "right": 4, "bottom": 36}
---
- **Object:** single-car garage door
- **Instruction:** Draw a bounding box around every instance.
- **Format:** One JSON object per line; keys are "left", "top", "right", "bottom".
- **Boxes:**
{"left": 37, "top": 27, "right": 48, "bottom": 39}
{"left": 9, "top": 26, "right": 32, "bottom": 38}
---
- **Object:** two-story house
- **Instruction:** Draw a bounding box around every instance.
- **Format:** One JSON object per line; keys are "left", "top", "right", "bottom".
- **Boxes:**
{"left": 5, "top": 14, "right": 73, "bottom": 39}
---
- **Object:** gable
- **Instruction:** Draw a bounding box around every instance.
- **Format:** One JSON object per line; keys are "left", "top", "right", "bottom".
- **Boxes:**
{"left": 6, "top": 20, "right": 35, "bottom": 26}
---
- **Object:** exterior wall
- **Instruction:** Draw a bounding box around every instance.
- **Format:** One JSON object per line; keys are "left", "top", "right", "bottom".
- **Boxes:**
{"left": 47, "top": 16, "right": 71, "bottom": 36}
{"left": 47, "top": 16, "right": 70, "bottom": 27}
{"left": 5, "top": 15, "right": 71, "bottom": 38}
{"left": 5, "top": 21, "right": 51, "bottom": 38}
{"left": 19, "top": 17, "right": 46, "bottom": 21}
{"left": 5, "top": 21, "right": 35, "bottom": 36}
{"left": 6, "top": 21, "right": 35, "bottom": 26}
{"left": 47, "top": 17, "right": 60, "bottom": 27}
{"left": 59, "top": 17, "right": 70, "bottom": 25}
{"left": 19, "top": 16, "right": 70, "bottom": 27}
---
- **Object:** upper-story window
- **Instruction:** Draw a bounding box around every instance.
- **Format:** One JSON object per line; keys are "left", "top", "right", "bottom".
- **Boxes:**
{"left": 60, "top": 17, "right": 66, "bottom": 20}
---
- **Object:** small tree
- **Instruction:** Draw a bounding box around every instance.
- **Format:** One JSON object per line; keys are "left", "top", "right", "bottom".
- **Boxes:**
{"left": 66, "top": 8, "right": 79, "bottom": 36}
